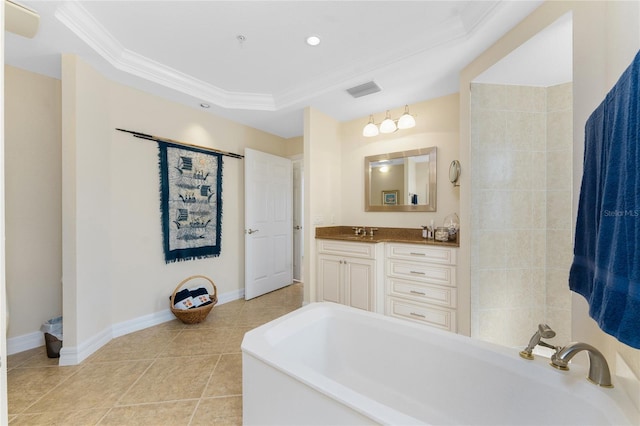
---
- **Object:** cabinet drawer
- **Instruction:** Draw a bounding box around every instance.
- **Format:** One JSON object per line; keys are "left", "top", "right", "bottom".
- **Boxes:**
{"left": 387, "top": 260, "right": 456, "bottom": 287}
{"left": 387, "top": 298, "right": 456, "bottom": 332}
{"left": 317, "top": 240, "right": 378, "bottom": 259}
{"left": 387, "top": 278, "right": 457, "bottom": 308}
{"left": 386, "top": 243, "right": 456, "bottom": 265}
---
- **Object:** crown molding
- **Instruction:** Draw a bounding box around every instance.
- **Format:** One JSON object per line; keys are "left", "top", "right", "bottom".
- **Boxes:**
{"left": 55, "top": 1, "right": 276, "bottom": 111}
{"left": 54, "top": 1, "right": 502, "bottom": 113}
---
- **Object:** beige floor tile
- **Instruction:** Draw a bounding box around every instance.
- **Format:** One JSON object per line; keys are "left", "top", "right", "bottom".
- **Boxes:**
{"left": 191, "top": 396, "right": 242, "bottom": 425}
{"left": 157, "top": 330, "right": 228, "bottom": 357}
{"left": 9, "top": 408, "right": 109, "bottom": 425}
{"left": 185, "top": 314, "right": 231, "bottom": 329}
{"left": 8, "top": 366, "right": 80, "bottom": 415}
{"left": 205, "top": 305, "right": 244, "bottom": 327}
{"left": 223, "top": 326, "right": 253, "bottom": 354}
{"left": 149, "top": 318, "right": 189, "bottom": 331}
{"left": 203, "top": 354, "right": 242, "bottom": 397}
{"left": 88, "top": 328, "right": 183, "bottom": 363}
{"left": 7, "top": 346, "right": 65, "bottom": 370}
{"left": 7, "top": 347, "right": 43, "bottom": 370}
{"left": 99, "top": 400, "right": 198, "bottom": 426}
{"left": 25, "top": 360, "right": 152, "bottom": 413}
{"left": 235, "top": 307, "right": 291, "bottom": 327}
{"left": 118, "top": 355, "right": 219, "bottom": 405}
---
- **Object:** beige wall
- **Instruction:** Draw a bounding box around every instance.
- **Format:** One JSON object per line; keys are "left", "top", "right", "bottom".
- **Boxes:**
{"left": 461, "top": 0, "right": 639, "bottom": 386}
{"left": 4, "top": 66, "right": 62, "bottom": 339}
{"left": 284, "top": 136, "right": 303, "bottom": 158}
{"left": 470, "top": 82, "right": 572, "bottom": 347}
{"left": 304, "top": 107, "right": 342, "bottom": 303}
{"left": 63, "top": 54, "right": 113, "bottom": 354}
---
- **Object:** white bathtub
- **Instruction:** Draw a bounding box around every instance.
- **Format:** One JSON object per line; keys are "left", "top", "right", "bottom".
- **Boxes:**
{"left": 241, "top": 303, "right": 638, "bottom": 425}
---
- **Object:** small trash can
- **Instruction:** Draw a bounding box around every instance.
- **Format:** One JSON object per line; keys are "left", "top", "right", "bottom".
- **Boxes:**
{"left": 40, "top": 316, "right": 63, "bottom": 358}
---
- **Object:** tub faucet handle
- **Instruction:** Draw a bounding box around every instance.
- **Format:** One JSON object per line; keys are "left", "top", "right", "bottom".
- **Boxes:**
{"left": 519, "top": 323, "right": 556, "bottom": 360}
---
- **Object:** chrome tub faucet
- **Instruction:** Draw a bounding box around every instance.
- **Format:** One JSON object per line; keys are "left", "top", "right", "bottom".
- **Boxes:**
{"left": 550, "top": 342, "right": 614, "bottom": 388}
{"left": 519, "top": 323, "right": 557, "bottom": 360}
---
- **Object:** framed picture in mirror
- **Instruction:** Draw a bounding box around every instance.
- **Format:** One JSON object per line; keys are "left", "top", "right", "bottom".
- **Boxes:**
{"left": 364, "top": 146, "right": 437, "bottom": 212}
{"left": 382, "top": 190, "right": 398, "bottom": 205}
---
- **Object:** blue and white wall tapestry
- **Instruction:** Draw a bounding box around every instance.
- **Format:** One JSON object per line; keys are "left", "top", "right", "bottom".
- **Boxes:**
{"left": 159, "top": 142, "right": 223, "bottom": 263}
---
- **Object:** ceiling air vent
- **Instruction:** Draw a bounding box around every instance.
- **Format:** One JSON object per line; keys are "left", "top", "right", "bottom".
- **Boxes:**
{"left": 346, "top": 81, "right": 381, "bottom": 98}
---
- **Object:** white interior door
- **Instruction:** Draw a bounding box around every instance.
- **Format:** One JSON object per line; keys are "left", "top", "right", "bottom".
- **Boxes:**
{"left": 292, "top": 159, "right": 303, "bottom": 282}
{"left": 244, "top": 148, "right": 293, "bottom": 300}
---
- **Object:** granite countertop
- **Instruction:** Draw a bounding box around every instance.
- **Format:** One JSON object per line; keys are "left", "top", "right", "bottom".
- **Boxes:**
{"left": 315, "top": 226, "right": 459, "bottom": 247}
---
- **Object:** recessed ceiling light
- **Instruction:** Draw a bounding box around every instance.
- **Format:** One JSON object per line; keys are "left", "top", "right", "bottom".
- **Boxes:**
{"left": 306, "top": 35, "right": 320, "bottom": 46}
{"left": 200, "top": 103, "right": 210, "bottom": 109}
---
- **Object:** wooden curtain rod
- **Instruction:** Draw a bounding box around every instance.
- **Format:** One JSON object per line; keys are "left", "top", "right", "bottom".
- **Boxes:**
{"left": 116, "top": 128, "right": 244, "bottom": 159}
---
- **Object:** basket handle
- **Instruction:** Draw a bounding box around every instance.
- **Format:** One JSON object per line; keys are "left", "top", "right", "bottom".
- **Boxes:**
{"left": 170, "top": 275, "right": 218, "bottom": 305}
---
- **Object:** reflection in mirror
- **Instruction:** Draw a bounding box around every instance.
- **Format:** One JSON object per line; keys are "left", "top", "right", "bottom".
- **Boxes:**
{"left": 365, "top": 147, "right": 436, "bottom": 212}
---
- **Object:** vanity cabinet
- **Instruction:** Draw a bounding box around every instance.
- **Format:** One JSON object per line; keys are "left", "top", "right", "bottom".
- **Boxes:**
{"left": 385, "top": 243, "right": 457, "bottom": 331}
{"left": 316, "top": 240, "right": 384, "bottom": 313}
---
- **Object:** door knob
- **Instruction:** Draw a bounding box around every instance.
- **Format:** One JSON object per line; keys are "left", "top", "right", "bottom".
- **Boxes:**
{"left": 247, "top": 228, "right": 259, "bottom": 234}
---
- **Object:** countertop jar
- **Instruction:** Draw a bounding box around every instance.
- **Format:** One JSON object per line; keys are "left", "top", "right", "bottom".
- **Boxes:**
{"left": 435, "top": 227, "right": 450, "bottom": 242}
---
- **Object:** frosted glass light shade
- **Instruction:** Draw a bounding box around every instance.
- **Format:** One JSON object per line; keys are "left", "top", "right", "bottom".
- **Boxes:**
{"left": 379, "top": 111, "right": 397, "bottom": 133}
{"left": 363, "top": 122, "right": 379, "bottom": 137}
{"left": 397, "top": 105, "right": 416, "bottom": 129}
{"left": 397, "top": 112, "right": 416, "bottom": 129}
{"left": 363, "top": 115, "right": 379, "bottom": 137}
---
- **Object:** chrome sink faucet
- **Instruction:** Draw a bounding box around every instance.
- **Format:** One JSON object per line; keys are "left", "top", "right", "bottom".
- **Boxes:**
{"left": 550, "top": 342, "right": 613, "bottom": 387}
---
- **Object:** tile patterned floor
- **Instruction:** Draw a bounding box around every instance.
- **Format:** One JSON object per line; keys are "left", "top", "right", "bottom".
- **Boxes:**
{"left": 7, "top": 283, "right": 303, "bottom": 425}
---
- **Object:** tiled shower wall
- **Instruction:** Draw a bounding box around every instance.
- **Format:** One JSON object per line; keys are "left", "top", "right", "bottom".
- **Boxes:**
{"left": 470, "top": 82, "right": 573, "bottom": 348}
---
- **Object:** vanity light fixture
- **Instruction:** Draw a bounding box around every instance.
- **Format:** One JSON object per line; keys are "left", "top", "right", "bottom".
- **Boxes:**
{"left": 362, "top": 105, "right": 416, "bottom": 137}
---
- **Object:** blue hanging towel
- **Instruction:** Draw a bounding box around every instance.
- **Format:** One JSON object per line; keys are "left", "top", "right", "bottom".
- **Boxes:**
{"left": 569, "top": 50, "right": 640, "bottom": 349}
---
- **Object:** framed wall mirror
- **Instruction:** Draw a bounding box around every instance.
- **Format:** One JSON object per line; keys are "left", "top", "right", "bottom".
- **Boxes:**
{"left": 364, "top": 147, "right": 437, "bottom": 212}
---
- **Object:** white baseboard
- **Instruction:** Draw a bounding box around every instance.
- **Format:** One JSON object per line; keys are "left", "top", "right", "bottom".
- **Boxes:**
{"left": 217, "top": 287, "right": 245, "bottom": 305}
{"left": 7, "top": 331, "right": 44, "bottom": 355}
{"left": 59, "top": 327, "right": 112, "bottom": 366}
{"left": 111, "top": 309, "right": 176, "bottom": 338}
{"left": 8, "top": 288, "right": 245, "bottom": 358}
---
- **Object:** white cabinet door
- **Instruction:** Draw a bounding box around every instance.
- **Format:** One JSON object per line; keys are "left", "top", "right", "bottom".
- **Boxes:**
{"left": 317, "top": 254, "right": 376, "bottom": 312}
{"left": 344, "top": 258, "right": 375, "bottom": 311}
{"left": 317, "top": 254, "right": 342, "bottom": 304}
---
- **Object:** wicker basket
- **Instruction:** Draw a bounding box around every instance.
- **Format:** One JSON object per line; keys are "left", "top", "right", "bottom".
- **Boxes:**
{"left": 170, "top": 275, "right": 218, "bottom": 324}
